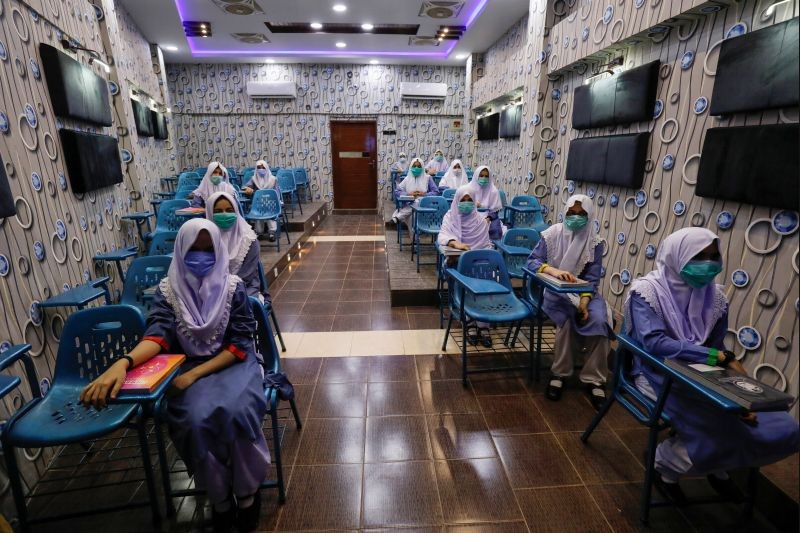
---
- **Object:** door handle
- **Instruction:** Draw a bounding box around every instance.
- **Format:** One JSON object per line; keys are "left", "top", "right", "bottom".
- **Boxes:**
{"left": 369, "top": 160, "right": 376, "bottom": 167}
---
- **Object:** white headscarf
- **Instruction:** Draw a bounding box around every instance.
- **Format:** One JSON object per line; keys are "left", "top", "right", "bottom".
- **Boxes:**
{"left": 252, "top": 159, "right": 277, "bottom": 190}
{"left": 425, "top": 150, "right": 450, "bottom": 173}
{"left": 205, "top": 191, "right": 257, "bottom": 274}
{"left": 397, "top": 157, "right": 430, "bottom": 194}
{"left": 540, "top": 194, "right": 600, "bottom": 275}
{"left": 438, "top": 185, "right": 492, "bottom": 250}
{"left": 194, "top": 162, "right": 237, "bottom": 202}
{"left": 439, "top": 159, "right": 469, "bottom": 190}
{"left": 467, "top": 165, "right": 502, "bottom": 212}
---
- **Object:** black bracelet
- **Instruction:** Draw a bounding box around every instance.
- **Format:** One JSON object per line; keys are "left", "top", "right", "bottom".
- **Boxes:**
{"left": 718, "top": 351, "right": 734, "bottom": 368}
{"left": 119, "top": 355, "right": 134, "bottom": 370}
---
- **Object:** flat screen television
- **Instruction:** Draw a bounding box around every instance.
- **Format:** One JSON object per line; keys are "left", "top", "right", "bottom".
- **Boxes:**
{"left": 39, "top": 43, "right": 113, "bottom": 127}
{"left": 499, "top": 105, "right": 521, "bottom": 138}
{"left": 132, "top": 99, "right": 154, "bottom": 137}
{"left": 477, "top": 113, "right": 499, "bottom": 141}
{"left": 566, "top": 132, "right": 650, "bottom": 189}
{"left": 0, "top": 153, "right": 15, "bottom": 218}
{"left": 58, "top": 129, "right": 124, "bottom": 193}
{"left": 151, "top": 109, "right": 168, "bottom": 140}
{"left": 710, "top": 17, "right": 799, "bottom": 115}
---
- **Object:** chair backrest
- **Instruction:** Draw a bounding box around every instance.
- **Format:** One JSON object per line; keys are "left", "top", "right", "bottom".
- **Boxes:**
{"left": 441, "top": 188, "right": 456, "bottom": 200}
{"left": 292, "top": 168, "right": 308, "bottom": 185}
{"left": 55, "top": 305, "right": 145, "bottom": 386}
{"left": 121, "top": 256, "right": 171, "bottom": 313}
{"left": 502, "top": 228, "right": 541, "bottom": 250}
{"left": 249, "top": 296, "right": 280, "bottom": 374}
{"left": 243, "top": 169, "right": 255, "bottom": 183}
{"left": 177, "top": 173, "right": 201, "bottom": 189}
{"left": 155, "top": 199, "right": 191, "bottom": 232}
{"left": 418, "top": 196, "right": 449, "bottom": 220}
{"left": 148, "top": 231, "right": 178, "bottom": 255}
{"left": 276, "top": 169, "right": 296, "bottom": 192}
{"left": 249, "top": 189, "right": 282, "bottom": 218}
{"left": 435, "top": 171, "right": 446, "bottom": 177}
{"left": 498, "top": 190, "right": 508, "bottom": 208}
{"left": 174, "top": 187, "right": 195, "bottom": 200}
{"left": 510, "top": 195, "right": 541, "bottom": 209}
{"left": 457, "top": 249, "right": 513, "bottom": 290}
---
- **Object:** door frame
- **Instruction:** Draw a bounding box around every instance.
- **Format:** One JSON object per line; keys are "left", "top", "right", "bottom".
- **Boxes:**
{"left": 330, "top": 120, "right": 378, "bottom": 211}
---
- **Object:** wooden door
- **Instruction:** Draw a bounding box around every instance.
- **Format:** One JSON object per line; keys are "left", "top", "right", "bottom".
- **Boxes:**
{"left": 331, "top": 121, "right": 377, "bottom": 209}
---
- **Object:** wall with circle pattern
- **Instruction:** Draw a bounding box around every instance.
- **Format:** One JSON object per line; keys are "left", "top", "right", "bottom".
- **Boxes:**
{"left": 470, "top": 0, "right": 799, "bottom": 407}
{"left": 0, "top": 0, "right": 173, "bottom": 512}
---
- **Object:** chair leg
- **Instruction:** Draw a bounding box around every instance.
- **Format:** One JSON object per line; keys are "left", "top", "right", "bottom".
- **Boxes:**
{"left": 3, "top": 439, "right": 29, "bottom": 533}
{"left": 442, "top": 314, "right": 453, "bottom": 351}
{"left": 270, "top": 309, "right": 286, "bottom": 352}
{"left": 269, "top": 401, "right": 286, "bottom": 504}
{"left": 529, "top": 317, "right": 535, "bottom": 383}
{"left": 289, "top": 398, "right": 303, "bottom": 429}
{"left": 744, "top": 467, "right": 758, "bottom": 518}
{"left": 135, "top": 417, "right": 162, "bottom": 526}
{"left": 639, "top": 425, "right": 660, "bottom": 524}
{"left": 461, "top": 316, "right": 468, "bottom": 387}
{"left": 296, "top": 193, "right": 303, "bottom": 215}
{"left": 581, "top": 396, "right": 615, "bottom": 443}
{"left": 153, "top": 402, "right": 177, "bottom": 517}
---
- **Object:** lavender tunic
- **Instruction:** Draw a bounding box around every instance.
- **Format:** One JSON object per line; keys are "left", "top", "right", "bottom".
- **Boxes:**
{"left": 243, "top": 177, "right": 282, "bottom": 199}
{"left": 144, "top": 283, "right": 270, "bottom": 504}
{"left": 526, "top": 239, "right": 611, "bottom": 337}
{"left": 238, "top": 240, "right": 271, "bottom": 305}
{"left": 629, "top": 292, "right": 799, "bottom": 473}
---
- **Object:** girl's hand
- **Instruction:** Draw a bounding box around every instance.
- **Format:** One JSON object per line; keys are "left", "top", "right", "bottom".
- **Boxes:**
{"left": 547, "top": 268, "right": 578, "bottom": 282}
{"left": 169, "top": 373, "right": 197, "bottom": 394}
{"left": 80, "top": 361, "right": 128, "bottom": 409}
{"left": 576, "top": 301, "right": 590, "bottom": 325}
{"left": 740, "top": 412, "right": 758, "bottom": 426}
{"left": 243, "top": 187, "right": 253, "bottom": 195}
{"left": 454, "top": 241, "right": 471, "bottom": 251}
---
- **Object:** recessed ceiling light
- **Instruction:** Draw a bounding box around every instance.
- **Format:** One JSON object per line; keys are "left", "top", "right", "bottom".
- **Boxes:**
{"left": 163, "top": 45, "right": 178, "bottom": 51}
{"left": 455, "top": 53, "right": 468, "bottom": 59}
{"left": 332, "top": 4, "right": 347, "bottom": 12}
{"left": 265, "top": 58, "right": 275, "bottom": 63}
{"left": 335, "top": 41, "right": 346, "bottom": 48}
{"left": 310, "top": 22, "right": 323, "bottom": 30}
{"left": 369, "top": 59, "right": 379, "bottom": 64}
{"left": 361, "top": 23, "right": 374, "bottom": 31}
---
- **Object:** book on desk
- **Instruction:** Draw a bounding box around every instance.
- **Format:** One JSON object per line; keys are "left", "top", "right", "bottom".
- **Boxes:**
{"left": 534, "top": 271, "right": 593, "bottom": 290}
{"left": 119, "top": 354, "right": 186, "bottom": 395}
{"left": 439, "top": 245, "right": 466, "bottom": 257}
{"left": 664, "top": 358, "right": 795, "bottom": 412}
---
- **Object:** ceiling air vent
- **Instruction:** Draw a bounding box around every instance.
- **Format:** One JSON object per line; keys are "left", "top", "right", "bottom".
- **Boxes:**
{"left": 408, "top": 36, "right": 440, "bottom": 46}
{"left": 418, "top": 1, "right": 464, "bottom": 19}
{"left": 211, "top": 0, "right": 264, "bottom": 16}
{"left": 232, "top": 33, "right": 270, "bottom": 43}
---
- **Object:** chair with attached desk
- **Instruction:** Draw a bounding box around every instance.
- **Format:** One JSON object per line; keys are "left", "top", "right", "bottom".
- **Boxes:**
{"left": 176, "top": 173, "right": 201, "bottom": 190}
{"left": 441, "top": 250, "right": 535, "bottom": 385}
{"left": 581, "top": 323, "right": 758, "bottom": 524}
{"left": 411, "top": 196, "right": 448, "bottom": 272}
{"left": 147, "top": 231, "right": 178, "bottom": 256}
{"left": 1, "top": 307, "right": 162, "bottom": 532}
{"left": 144, "top": 199, "right": 190, "bottom": 242}
{"left": 292, "top": 168, "right": 310, "bottom": 203}
{"left": 494, "top": 229, "right": 541, "bottom": 280}
{"left": 276, "top": 169, "right": 302, "bottom": 217}
{"left": 120, "top": 256, "right": 172, "bottom": 315}
{"left": 257, "top": 261, "right": 286, "bottom": 352}
{"left": 246, "top": 189, "right": 289, "bottom": 252}
{"left": 504, "top": 195, "right": 548, "bottom": 232}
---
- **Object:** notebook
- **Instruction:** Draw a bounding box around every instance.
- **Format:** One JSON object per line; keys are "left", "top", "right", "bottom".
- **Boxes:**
{"left": 175, "top": 207, "right": 205, "bottom": 214}
{"left": 664, "top": 358, "right": 795, "bottom": 412}
{"left": 440, "top": 245, "right": 466, "bottom": 256}
{"left": 535, "top": 272, "right": 592, "bottom": 289}
{"left": 120, "top": 354, "right": 186, "bottom": 394}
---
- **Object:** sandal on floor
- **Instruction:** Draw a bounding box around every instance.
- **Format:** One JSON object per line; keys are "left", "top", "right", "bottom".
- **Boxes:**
{"left": 653, "top": 472, "right": 687, "bottom": 505}
{"left": 545, "top": 376, "right": 564, "bottom": 401}
{"left": 479, "top": 328, "right": 492, "bottom": 348}
{"left": 467, "top": 326, "right": 480, "bottom": 346}
{"left": 587, "top": 384, "right": 606, "bottom": 410}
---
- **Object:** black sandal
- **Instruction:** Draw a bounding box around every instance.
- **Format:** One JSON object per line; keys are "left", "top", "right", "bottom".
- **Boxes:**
{"left": 545, "top": 376, "right": 564, "bottom": 401}
{"left": 479, "top": 328, "right": 492, "bottom": 348}
{"left": 587, "top": 384, "right": 606, "bottom": 410}
{"left": 467, "top": 326, "right": 479, "bottom": 346}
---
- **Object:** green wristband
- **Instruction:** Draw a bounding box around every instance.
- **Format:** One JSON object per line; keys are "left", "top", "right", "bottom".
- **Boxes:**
{"left": 706, "top": 348, "right": 719, "bottom": 366}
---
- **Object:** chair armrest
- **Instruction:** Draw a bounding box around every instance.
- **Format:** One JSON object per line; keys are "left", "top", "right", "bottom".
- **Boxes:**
{"left": 445, "top": 269, "right": 511, "bottom": 296}
{"left": 495, "top": 242, "right": 530, "bottom": 256}
{"left": 411, "top": 206, "right": 437, "bottom": 213}
{"left": 505, "top": 205, "right": 540, "bottom": 213}
{"left": 91, "top": 276, "right": 111, "bottom": 288}
{"left": 0, "top": 344, "right": 32, "bottom": 373}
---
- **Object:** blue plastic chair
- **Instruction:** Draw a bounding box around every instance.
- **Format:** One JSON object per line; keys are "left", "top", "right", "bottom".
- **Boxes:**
{"left": 148, "top": 231, "right": 178, "bottom": 256}
{"left": 441, "top": 250, "right": 535, "bottom": 385}
{"left": 120, "top": 256, "right": 171, "bottom": 315}
{"left": 144, "top": 199, "right": 190, "bottom": 241}
{"left": 246, "top": 189, "right": 289, "bottom": 251}
{"left": 495, "top": 228, "right": 541, "bottom": 279}
{"left": 177, "top": 173, "right": 201, "bottom": 190}
{"left": 1, "top": 307, "right": 160, "bottom": 532}
{"left": 504, "top": 195, "right": 548, "bottom": 232}
{"left": 276, "top": 169, "right": 302, "bottom": 217}
{"left": 172, "top": 186, "right": 195, "bottom": 201}
{"left": 442, "top": 188, "right": 456, "bottom": 202}
{"left": 412, "top": 196, "right": 448, "bottom": 272}
{"left": 242, "top": 169, "right": 255, "bottom": 185}
{"left": 292, "top": 167, "right": 310, "bottom": 203}
{"left": 257, "top": 261, "right": 285, "bottom": 352}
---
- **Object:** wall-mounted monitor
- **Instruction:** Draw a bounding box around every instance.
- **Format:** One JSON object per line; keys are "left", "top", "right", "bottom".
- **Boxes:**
{"left": 696, "top": 124, "right": 798, "bottom": 210}
{"left": 39, "top": 43, "right": 112, "bottom": 127}
{"left": 572, "top": 60, "right": 660, "bottom": 129}
{"left": 477, "top": 113, "right": 499, "bottom": 141}
{"left": 0, "top": 153, "right": 15, "bottom": 218}
{"left": 131, "top": 99, "right": 154, "bottom": 137}
{"left": 499, "top": 105, "right": 521, "bottom": 138}
{"left": 151, "top": 109, "right": 169, "bottom": 140}
{"left": 58, "top": 129, "right": 124, "bottom": 193}
{"left": 566, "top": 132, "right": 650, "bottom": 189}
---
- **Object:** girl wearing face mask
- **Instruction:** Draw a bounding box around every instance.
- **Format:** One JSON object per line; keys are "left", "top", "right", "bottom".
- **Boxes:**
{"left": 437, "top": 159, "right": 469, "bottom": 192}
{"left": 391, "top": 152, "right": 409, "bottom": 174}
{"left": 425, "top": 149, "right": 449, "bottom": 176}
{"left": 438, "top": 186, "right": 494, "bottom": 346}
{"left": 526, "top": 194, "right": 612, "bottom": 409}
{"left": 81, "top": 219, "right": 270, "bottom": 532}
{"left": 206, "top": 192, "right": 270, "bottom": 306}
{"left": 391, "top": 157, "right": 438, "bottom": 237}
{"left": 242, "top": 160, "right": 281, "bottom": 242}
{"left": 467, "top": 165, "right": 504, "bottom": 240}
{"left": 625, "top": 227, "right": 799, "bottom": 504}
{"left": 191, "top": 162, "right": 238, "bottom": 208}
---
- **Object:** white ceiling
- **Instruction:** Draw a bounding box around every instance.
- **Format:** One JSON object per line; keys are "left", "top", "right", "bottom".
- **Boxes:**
{"left": 119, "top": 0, "right": 529, "bottom": 65}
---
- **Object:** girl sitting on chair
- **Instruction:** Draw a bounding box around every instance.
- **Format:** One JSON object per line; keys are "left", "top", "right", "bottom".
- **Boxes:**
{"left": 425, "top": 149, "right": 449, "bottom": 175}
{"left": 437, "top": 159, "right": 469, "bottom": 193}
{"left": 625, "top": 227, "right": 799, "bottom": 503}
{"left": 467, "top": 166, "right": 504, "bottom": 240}
{"left": 191, "top": 162, "right": 238, "bottom": 209}
{"left": 242, "top": 160, "right": 281, "bottom": 242}
{"left": 81, "top": 219, "right": 269, "bottom": 533}
{"left": 391, "top": 157, "right": 438, "bottom": 238}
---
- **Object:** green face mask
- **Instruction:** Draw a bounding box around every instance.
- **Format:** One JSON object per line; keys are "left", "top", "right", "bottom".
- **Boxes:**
{"left": 680, "top": 260, "right": 723, "bottom": 288}
{"left": 564, "top": 214, "right": 588, "bottom": 231}
{"left": 477, "top": 177, "right": 489, "bottom": 187}
{"left": 435, "top": 154, "right": 444, "bottom": 162}
{"left": 457, "top": 201, "right": 475, "bottom": 214}
{"left": 410, "top": 167, "right": 423, "bottom": 176}
{"left": 213, "top": 212, "right": 237, "bottom": 230}
{"left": 210, "top": 174, "right": 223, "bottom": 185}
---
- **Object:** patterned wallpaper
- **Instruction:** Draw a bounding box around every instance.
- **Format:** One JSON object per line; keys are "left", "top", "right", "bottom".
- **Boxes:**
{"left": 472, "top": 0, "right": 799, "bottom": 403}
{"left": 0, "top": 0, "right": 171, "bottom": 515}
{"left": 166, "top": 63, "right": 467, "bottom": 202}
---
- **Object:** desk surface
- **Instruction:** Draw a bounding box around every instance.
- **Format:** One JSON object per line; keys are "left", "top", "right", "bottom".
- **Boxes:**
{"left": 122, "top": 211, "right": 154, "bottom": 221}
{"left": 39, "top": 280, "right": 109, "bottom": 308}
{"left": 525, "top": 268, "right": 593, "bottom": 294}
{"left": 93, "top": 246, "right": 138, "bottom": 262}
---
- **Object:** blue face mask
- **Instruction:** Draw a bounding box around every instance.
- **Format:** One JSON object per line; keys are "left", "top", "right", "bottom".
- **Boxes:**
{"left": 477, "top": 176, "right": 489, "bottom": 187}
{"left": 680, "top": 260, "right": 723, "bottom": 288}
{"left": 256, "top": 168, "right": 268, "bottom": 177}
{"left": 184, "top": 250, "right": 216, "bottom": 278}
{"left": 458, "top": 201, "right": 475, "bottom": 214}
{"left": 435, "top": 154, "right": 444, "bottom": 162}
{"left": 564, "top": 214, "right": 588, "bottom": 231}
{"left": 410, "top": 167, "right": 423, "bottom": 176}
{"left": 210, "top": 174, "right": 222, "bottom": 185}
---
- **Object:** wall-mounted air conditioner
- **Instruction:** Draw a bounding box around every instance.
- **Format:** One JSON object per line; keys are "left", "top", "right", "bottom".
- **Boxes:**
{"left": 399, "top": 82, "right": 448, "bottom": 99}
{"left": 246, "top": 81, "right": 297, "bottom": 98}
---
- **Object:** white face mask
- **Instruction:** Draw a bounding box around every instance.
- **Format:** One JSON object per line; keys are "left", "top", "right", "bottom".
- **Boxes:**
{"left": 453, "top": 169, "right": 462, "bottom": 177}
{"left": 399, "top": 157, "right": 407, "bottom": 163}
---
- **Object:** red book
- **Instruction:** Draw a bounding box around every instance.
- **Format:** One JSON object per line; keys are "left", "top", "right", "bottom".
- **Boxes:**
{"left": 120, "top": 354, "right": 186, "bottom": 394}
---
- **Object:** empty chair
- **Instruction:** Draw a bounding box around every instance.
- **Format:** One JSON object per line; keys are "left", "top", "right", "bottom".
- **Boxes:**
{"left": 120, "top": 256, "right": 171, "bottom": 315}
{"left": 148, "top": 231, "right": 178, "bottom": 256}
{"left": 172, "top": 186, "right": 195, "bottom": 201}
{"left": 276, "top": 169, "right": 302, "bottom": 216}
{"left": 412, "top": 196, "right": 449, "bottom": 272}
{"left": 505, "top": 195, "right": 548, "bottom": 232}
{"left": 292, "top": 168, "right": 310, "bottom": 203}
{"left": 177, "top": 172, "right": 201, "bottom": 190}
{"left": 246, "top": 189, "right": 289, "bottom": 251}
{"left": 442, "top": 188, "right": 457, "bottom": 201}
{"left": 495, "top": 228, "right": 541, "bottom": 279}
{"left": 145, "top": 199, "right": 190, "bottom": 241}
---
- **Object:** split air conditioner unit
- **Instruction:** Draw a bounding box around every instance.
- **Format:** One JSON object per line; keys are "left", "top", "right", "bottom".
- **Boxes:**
{"left": 399, "top": 82, "right": 448, "bottom": 99}
{"left": 246, "top": 81, "right": 297, "bottom": 98}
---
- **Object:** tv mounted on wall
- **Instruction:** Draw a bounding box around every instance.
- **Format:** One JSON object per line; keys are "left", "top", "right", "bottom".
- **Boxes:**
{"left": 499, "top": 105, "right": 521, "bottom": 138}
{"left": 58, "top": 129, "right": 124, "bottom": 193}
{"left": 0, "top": 153, "right": 15, "bottom": 218}
{"left": 566, "top": 132, "right": 650, "bottom": 189}
{"left": 151, "top": 109, "right": 169, "bottom": 140}
{"left": 477, "top": 113, "right": 500, "bottom": 141}
{"left": 131, "top": 99, "right": 154, "bottom": 137}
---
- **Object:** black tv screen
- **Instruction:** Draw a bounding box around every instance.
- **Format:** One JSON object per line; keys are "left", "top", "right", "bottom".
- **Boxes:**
{"left": 572, "top": 60, "right": 660, "bottom": 129}
{"left": 499, "top": 105, "right": 521, "bottom": 138}
{"left": 132, "top": 99, "right": 154, "bottom": 137}
{"left": 566, "top": 132, "right": 650, "bottom": 189}
{"left": 39, "top": 43, "right": 112, "bottom": 127}
{"left": 58, "top": 129, "right": 124, "bottom": 193}
{"left": 696, "top": 124, "right": 798, "bottom": 210}
{"left": 710, "top": 17, "right": 799, "bottom": 115}
{"left": 151, "top": 110, "right": 168, "bottom": 140}
{"left": 0, "top": 153, "right": 15, "bottom": 218}
{"left": 477, "top": 113, "right": 499, "bottom": 140}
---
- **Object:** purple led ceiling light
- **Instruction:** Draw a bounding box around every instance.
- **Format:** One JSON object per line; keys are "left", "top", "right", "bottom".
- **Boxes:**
{"left": 174, "top": 0, "right": 488, "bottom": 58}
